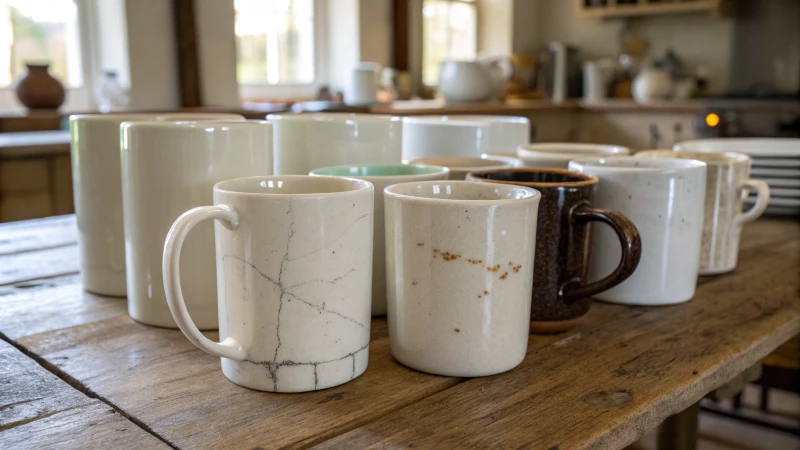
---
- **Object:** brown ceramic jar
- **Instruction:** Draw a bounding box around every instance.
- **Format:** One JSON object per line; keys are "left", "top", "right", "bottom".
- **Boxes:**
{"left": 15, "top": 63, "right": 66, "bottom": 110}
{"left": 466, "top": 168, "right": 641, "bottom": 333}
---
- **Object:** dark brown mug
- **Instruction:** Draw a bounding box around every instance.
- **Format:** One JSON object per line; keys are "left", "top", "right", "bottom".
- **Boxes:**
{"left": 466, "top": 168, "right": 641, "bottom": 333}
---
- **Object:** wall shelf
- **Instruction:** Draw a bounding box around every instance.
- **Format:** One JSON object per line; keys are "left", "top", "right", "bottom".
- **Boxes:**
{"left": 578, "top": 0, "right": 729, "bottom": 19}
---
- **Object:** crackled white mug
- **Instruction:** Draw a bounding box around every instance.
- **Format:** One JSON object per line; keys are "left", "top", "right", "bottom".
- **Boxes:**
{"left": 163, "top": 176, "right": 374, "bottom": 392}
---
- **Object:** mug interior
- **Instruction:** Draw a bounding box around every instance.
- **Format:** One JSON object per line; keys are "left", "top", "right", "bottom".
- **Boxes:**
{"left": 386, "top": 180, "right": 537, "bottom": 202}
{"left": 469, "top": 169, "right": 595, "bottom": 185}
{"left": 216, "top": 175, "right": 371, "bottom": 195}
{"left": 311, "top": 164, "right": 445, "bottom": 177}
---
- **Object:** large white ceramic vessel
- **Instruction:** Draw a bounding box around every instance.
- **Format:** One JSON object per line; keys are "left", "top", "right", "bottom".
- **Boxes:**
{"left": 122, "top": 120, "right": 273, "bottom": 329}
{"left": 163, "top": 176, "right": 374, "bottom": 392}
{"left": 267, "top": 113, "right": 403, "bottom": 175}
{"left": 401, "top": 117, "right": 490, "bottom": 160}
{"left": 416, "top": 115, "right": 530, "bottom": 154}
{"left": 69, "top": 113, "right": 243, "bottom": 296}
{"left": 569, "top": 157, "right": 706, "bottom": 305}
{"left": 385, "top": 180, "right": 539, "bottom": 376}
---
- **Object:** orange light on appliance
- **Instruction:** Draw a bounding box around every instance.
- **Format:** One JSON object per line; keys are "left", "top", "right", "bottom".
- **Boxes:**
{"left": 705, "top": 113, "right": 720, "bottom": 127}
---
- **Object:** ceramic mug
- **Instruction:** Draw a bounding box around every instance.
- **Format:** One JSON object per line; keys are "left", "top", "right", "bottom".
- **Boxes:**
{"left": 636, "top": 150, "right": 770, "bottom": 274}
{"left": 466, "top": 168, "right": 641, "bottom": 333}
{"left": 569, "top": 157, "right": 707, "bottom": 305}
{"left": 267, "top": 113, "right": 402, "bottom": 175}
{"left": 69, "top": 113, "right": 244, "bottom": 296}
{"left": 408, "top": 156, "right": 516, "bottom": 180}
{"left": 309, "top": 164, "right": 450, "bottom": 316}
{"left": 121, "top": 120, "right": 272, "bottom": 329}
{"left": 385, "top": 181, "right": 540, "bottom": 376}
{"left": 415, "top": 115, "right": 530, "bottom": 154}
{"left": 517, "top": 143, "right": 630, "bottom": 169}
{"left": 401, "top": 117, "right": 490, "bottom": 160}
{"left": 163, "top": 176, "right": 374, "bottom": 392}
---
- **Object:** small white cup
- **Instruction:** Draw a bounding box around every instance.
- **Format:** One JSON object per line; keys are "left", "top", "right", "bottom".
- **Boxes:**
{"left": 163, "top": 176, "right": 374, "bottom": 392}
{"left": 569, "top": 156, "right": 707, "bottom": 305}
{"left": 121, "top": 120, "right": 273, "bottom": 329}
{"left": 408, "top": 156, "right": 518, "bottom": 180}
{"left": 385, "top": 180, "right": 540, "bottom": 376}
{"left": 517, "top": 143, "right": 630, "bottom": 169}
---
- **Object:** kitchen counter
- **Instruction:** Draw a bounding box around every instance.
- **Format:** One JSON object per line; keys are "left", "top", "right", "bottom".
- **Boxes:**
{"left": 369, "top": 98, "right": 800, "bottom": 115}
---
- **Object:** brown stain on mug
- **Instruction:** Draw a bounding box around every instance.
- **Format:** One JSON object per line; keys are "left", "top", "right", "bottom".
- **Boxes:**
{"left": 486, "top": 264, "right": 500, "bottom": 272}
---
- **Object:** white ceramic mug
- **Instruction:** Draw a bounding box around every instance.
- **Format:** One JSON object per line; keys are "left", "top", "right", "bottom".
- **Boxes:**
{"left": 69, "top": 113, "right": 243, "bottom": 296}
{"left": 517, "top": 143, "right": 630, "bottom": 169}
{"left": 408, "top": 156, "right": 517, "bottom": 180}
{"left": 267, "top": 113, "right": 403, "bottom": 175}
{"left": 415, "top": 115, "right": 530, "bottom": 154}
{"left": 309, "top": 164, "right": 450, "bottom": 316}
{"left": 401, "top": 117, "right": 490, "bottom": 160}
{"left": 163, "top": 176, "right": 374, "bottom": 392}
{"left": 635, "top": 150, "right": 770, "bottom": 274}
{"left": 121, "top": 120, "right": 272, "bottom": 329}
{"left": 345, "top": 63, "right": 379, "bottom": 106}
{"left": 569, "top": 157, "right": 706, "bottom": 305}
{"left": 385, "top": 181, "right": 540, "bottom": 376}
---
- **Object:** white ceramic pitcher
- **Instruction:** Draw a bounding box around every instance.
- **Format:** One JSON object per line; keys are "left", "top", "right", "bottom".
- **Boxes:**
{"left": 438, "top": 58, "right": 513, "bottom": 102}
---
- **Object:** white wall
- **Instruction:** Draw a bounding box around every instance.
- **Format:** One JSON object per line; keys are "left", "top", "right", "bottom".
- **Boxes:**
{"left": 477, "top": 0, "right": 513, "bottom": 56}
{"left": 124, "top": 0, "right": 180, "bottom": 109}
{"left": 93, "top": 0, "right": 130, "bottom": 88}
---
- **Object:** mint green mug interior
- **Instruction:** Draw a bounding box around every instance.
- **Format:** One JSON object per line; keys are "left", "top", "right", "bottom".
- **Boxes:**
{"left": 311, "top": 164, "right": 446, "bottom": 177}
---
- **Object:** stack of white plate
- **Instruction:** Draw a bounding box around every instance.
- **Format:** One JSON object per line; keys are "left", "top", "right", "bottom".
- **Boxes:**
{"left": 674, "top": 138, "right": 800, "bottom": 216}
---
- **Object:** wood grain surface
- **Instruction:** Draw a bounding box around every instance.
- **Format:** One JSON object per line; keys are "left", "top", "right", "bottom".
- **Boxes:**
{"left": 0, "top": 215, "right": 75, "bottom": 256}
{"left": 0, "top": 216, "right": 797, "bottom": 449}
{"left": 0, "top": 340, "right": 166, "bottom": 449}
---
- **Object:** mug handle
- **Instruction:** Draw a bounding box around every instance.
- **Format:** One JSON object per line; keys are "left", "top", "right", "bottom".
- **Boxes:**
{"left": 162, "top": 205, "right": 246, "bottom": 361}
{"left": 559, "top": 204, "right": 642, "bottom": 304}
{"left": 734, "top": 179, "right": 770, "bottom": 226}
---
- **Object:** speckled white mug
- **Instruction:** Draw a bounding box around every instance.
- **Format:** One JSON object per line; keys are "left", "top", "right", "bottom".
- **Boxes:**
{"left": 635, "top": 150, "right": 770, "bottom": 275}
{"left": 385, "top": 181, "right": 540, "bottom": 376}
{"left": 163, "top": 176, "right": 374, "bottom": 392}
{"left": 569, "top": 157, "right": 707, "bottom": 305}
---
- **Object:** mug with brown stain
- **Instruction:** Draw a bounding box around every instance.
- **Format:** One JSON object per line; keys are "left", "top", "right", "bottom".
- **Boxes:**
{"left": 466, "top": 168, "right": 642, "bottom": 333}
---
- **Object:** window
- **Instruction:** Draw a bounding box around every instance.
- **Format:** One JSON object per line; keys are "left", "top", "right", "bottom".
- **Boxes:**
{"left": 0, "top": 0, "right": 83, "bottom": 88}
{"left": 422, "top": 0, "right": 477, "bottom": 86}
{"left": 234, "top": 0, "right": 315, "bottom": 85}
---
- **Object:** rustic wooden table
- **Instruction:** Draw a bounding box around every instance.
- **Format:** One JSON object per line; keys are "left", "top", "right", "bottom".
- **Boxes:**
{"left": 1, "top": 215, "right": 798, "bottom": 449}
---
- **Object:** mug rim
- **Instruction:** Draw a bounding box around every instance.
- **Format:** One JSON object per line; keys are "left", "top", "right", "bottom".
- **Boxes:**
{"left": 517, "top": 142, "right": 630, "bottom": 157}
{"left": 401, "top": 116, "right": 490, "bottom": 127}
{"left": 266, "top": 112, "right": 401, "bottom": 123}
{"left": 417, "top": 114, "right": 530, "bottom": 125}
{"left": 214, "top": 175, "right": 373, "bottom": 198}
{"left": 569, "top": 156, "right": 707, "bottom": 173}
{"left": 408, "top": 156, "right": 509, "bottom": 170}
{"left": 384, "top": 180, "right": 540, "bottom": 205}
{"left": 309, "top": 164, "right": 450, "bottom": 178}
{"left": 465, "top": 167, "right": 598, "bottom": 188}
{"left": 70, "top": 113, "right": 244, "bottom": 123}
{"left": 636, "top": 149, "right": 751, "bottom": 165}
{"left": 121, "top": 119, "right": 267, "bottom": 130}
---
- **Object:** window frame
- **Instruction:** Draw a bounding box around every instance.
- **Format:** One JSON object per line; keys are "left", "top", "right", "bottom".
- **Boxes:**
{"left": 0, "top": 0, "right": 98, "bottom": 111}
{"left": 237, "top": 0, "right": 329, "bottom": 101}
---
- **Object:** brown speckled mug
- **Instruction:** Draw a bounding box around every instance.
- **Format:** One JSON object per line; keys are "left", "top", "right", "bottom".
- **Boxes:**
{"left": 466, "top": 168, "right": 642, "bottom": 333}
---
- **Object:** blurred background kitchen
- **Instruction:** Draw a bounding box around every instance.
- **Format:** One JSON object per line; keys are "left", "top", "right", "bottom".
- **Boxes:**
{"left": 0, "top": 0, "right": 798, "bottom": 222}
